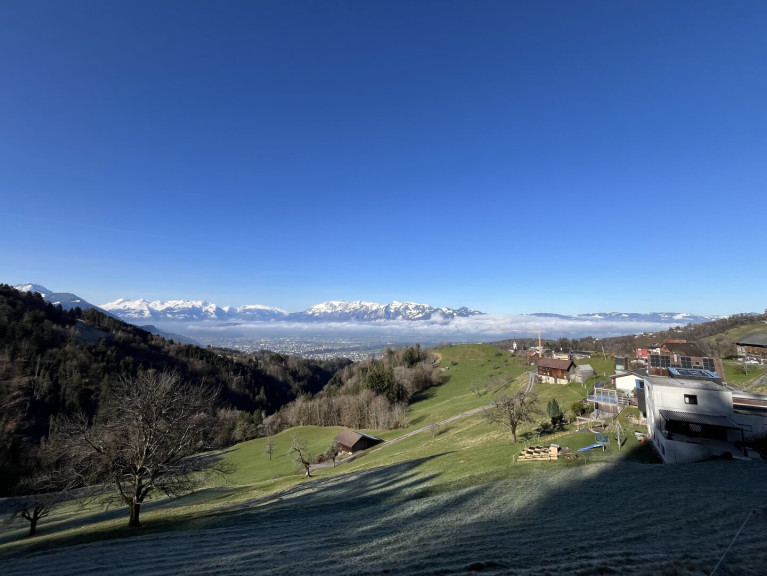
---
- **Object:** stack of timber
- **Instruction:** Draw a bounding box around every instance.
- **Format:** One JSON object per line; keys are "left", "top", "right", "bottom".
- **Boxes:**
{"left": 517, "top": 444, "right": 561, "bottom": 462}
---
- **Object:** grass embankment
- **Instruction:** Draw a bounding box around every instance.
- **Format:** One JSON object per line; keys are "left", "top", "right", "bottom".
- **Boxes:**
{"left": 0, "top": 345, "right": 647, "bottom": 558}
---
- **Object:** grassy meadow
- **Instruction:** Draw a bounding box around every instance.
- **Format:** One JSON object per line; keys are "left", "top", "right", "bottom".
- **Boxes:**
{"left": 2, "top": 344, "right": 767, "bottom": 575}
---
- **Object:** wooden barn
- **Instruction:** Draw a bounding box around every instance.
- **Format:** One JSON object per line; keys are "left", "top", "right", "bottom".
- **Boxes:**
{"left": 333, "top": 430, "right": 384, "bottom": 454}
{"left": 536, "top": 358, "right": 576, "bottom": 385}
{"left": 736, "top": 333, "right": 767, "bottom": 364}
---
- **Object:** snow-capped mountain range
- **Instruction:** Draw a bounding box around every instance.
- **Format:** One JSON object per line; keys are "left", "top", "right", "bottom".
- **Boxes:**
{"left": 97, "top": 297, "right": 482, "bottom": 323}
{"left": 12, "top": 283, "right": 720, "bottom": 330}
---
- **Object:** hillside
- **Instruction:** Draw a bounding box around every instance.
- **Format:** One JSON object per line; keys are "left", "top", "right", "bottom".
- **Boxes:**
{"left": 1, "top": 343, "right": 766, "bottom": 574}
{"left": 0, "top": 285, "right": 350, "bottom": 494}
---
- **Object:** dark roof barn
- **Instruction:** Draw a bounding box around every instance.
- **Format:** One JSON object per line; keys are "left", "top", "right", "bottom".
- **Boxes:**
{"left": 334, "top": 430, "right": 384, "bottom": 453}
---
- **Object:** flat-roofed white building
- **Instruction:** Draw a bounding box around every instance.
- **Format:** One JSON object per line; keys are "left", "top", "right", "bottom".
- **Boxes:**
{"left": 644, "top": 374, "right": 767, "bottom": 463}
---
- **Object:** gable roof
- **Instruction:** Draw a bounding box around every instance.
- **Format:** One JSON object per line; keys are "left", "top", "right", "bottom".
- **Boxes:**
{"left": 660, "top": 341, "right": 707, "bottom": 357}
{"left": 333, "top": 430, "right": 383, "bottom": 447}
{"left": 736, "top": 333, "right": 767, "bottom": 347}
{"left": 576, "top": 364, "right": 594, "bottom": 373}
{"left": 537, "top": 358, "right": 576, "bottom": 370}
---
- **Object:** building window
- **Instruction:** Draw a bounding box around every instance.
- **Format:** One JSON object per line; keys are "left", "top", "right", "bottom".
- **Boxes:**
{"left": 681, "top": 357, "right": 692, "bottom": 368}
{"left": 684, "top": 394, "right": 698, "bottom": 405}
{"left": 703, "top": 358, "right": 715, "bottom": 372}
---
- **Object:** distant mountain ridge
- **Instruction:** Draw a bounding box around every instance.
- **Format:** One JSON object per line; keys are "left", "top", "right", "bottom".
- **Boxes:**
{"left": 98, "top": 297, "right": 483, "bottom": 323}
{"left": 12, "top": 284, "right": 721, "bottom": 329}
{"left": 528, "top": 311, "right": 720, "bottom": 325}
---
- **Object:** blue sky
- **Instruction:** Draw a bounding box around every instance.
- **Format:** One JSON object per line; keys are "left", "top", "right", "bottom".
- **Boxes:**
{"left": 2, "top": 1, "right": 766, "bottom": 315}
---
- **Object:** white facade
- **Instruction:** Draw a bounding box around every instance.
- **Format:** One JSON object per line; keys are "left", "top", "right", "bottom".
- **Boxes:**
{"left": 644, "top": 375, "right": 767, "bottom": 463}
{"left": 612, "top": 372, "right": 644, "bottom": 397}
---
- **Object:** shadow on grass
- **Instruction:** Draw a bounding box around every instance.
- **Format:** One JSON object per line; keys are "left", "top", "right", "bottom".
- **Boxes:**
{"left": 409, "top": 387, "right": 439, "bottom": 404}
{"left": 0, "top": 454, "right": 450, "bottom": 559}
{"left": 5, "top": 440, "right": 767, "bottom": 576}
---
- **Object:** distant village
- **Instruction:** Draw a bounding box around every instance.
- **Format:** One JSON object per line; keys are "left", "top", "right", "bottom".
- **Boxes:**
{"left": 521, "top": 332, "right": 767, "bottom": 464}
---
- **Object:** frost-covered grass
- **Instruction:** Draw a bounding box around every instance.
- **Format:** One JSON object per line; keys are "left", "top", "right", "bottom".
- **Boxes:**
{"left": 3, "top": 453, "right": 767, "bottom": 575}
{"left": 3, "top": 344, "right": 766, "bottom": 574}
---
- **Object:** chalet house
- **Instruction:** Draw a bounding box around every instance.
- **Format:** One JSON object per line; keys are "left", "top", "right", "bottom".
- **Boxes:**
{"left": 736, "top": 333, "right": 767, "bottom": 364}
{"left": 573, "top": 364, "right": 595, "bottom": 384}
{"left": 648, "top": 340, "right": 724, "bottom": 378}
{"left": 644, "top": 371, "right": 767, "bottom": 463}
{"left": 536, "top": 358, "right": 576, "bottom": 385}
{"left": 333, "top": 430, "right": 384, "bottom": 454}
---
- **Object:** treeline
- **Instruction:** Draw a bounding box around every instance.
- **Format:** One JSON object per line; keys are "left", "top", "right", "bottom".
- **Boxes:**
{"left": 0, "top": 285, "right": 350, "bottom": 494}
{"left": 262, "top": 345, "right": 440, "bottom": 434}
{"left": 491, "top": 312, "right": 767, "bottom": 358}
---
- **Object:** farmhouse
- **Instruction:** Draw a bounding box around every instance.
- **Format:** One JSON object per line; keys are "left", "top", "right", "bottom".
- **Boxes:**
{"left": 736, "top": 333, "right": 767, "bottom": 364}
{"left": 333, "top": 430, "right": 384, "bottom": 454}
{"left": 536, "top": 358, "right": 576, "bottom": 384}
{"left": 643, "top": 372, "right": 767, "bottom": 464}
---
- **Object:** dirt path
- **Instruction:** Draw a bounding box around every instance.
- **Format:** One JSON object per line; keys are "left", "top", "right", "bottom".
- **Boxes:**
{"left": 309, "top": 405, "right": 488, "bottom": 473}
{"left": 311, "top": 371, "right": 538, "bottom": 473}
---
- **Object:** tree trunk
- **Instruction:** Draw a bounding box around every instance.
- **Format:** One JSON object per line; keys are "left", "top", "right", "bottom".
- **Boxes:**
{"left": 27, "top": 518, "right": 38, "bottom": 537}
{"left": 129, "top": 500, "right": 141, "bottom": 528}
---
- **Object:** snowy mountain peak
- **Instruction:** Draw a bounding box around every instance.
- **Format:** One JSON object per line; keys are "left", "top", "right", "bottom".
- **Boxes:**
{"left": 14, "top": 284, "right": 102, "bottom": 312}
{"left": 13, "top": 283, "right": 50, "bottom": 296}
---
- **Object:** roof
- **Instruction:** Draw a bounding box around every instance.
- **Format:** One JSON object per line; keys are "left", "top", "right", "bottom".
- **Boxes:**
{"left": 537, "top": 358, "right": 576, "bottom": 370}
{"left": 333, "top": 430, "right": 383, "bottom": 447}
{"left": 659, "top": 409, "right": 741, "bottom": 429}
{"left": 736, "top": 333, "right": 767, "bottom": 347}
{"left": 667, "top": 367, "right": 720, "bottom": 381}
{"left": 610, "top": 369, "right": 648, "bottom": 380}
{"left": 576, "top": 364, "right": 595, "bottom": 373}
{"left": 660, "top": 341, "right": 707, "bottom": 357}
{"left": 644, "top": 375, "right": 725, "bottom": 391}
{"left": 633, "top": 336, "right": 658, "bottom": 348}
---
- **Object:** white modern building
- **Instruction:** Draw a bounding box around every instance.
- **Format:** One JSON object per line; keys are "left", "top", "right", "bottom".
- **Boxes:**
{"left": 644, "top": 372, "right": 767, "bottom": 463}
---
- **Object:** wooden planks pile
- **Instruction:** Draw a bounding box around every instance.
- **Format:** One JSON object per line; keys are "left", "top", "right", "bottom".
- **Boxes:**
{"left": 517, "top": 444, "right": 560, "bottom": 461}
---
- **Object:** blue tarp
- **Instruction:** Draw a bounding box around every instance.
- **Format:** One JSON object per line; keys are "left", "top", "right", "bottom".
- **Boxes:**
{"left": 578, "top": 443, "right": 605, "bottom": 452}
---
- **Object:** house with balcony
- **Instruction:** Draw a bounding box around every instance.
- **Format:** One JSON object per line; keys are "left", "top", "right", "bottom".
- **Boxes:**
{"left": 644, "top": 371, "right": 767, "bottom": 463}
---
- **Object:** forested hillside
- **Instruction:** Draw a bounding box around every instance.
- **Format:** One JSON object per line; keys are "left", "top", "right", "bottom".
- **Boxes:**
{"left": 0, "top": 285, "right": 350, "bottom": 494}
{"left": 492, "top": 312, "right": 767, "bottom": 358}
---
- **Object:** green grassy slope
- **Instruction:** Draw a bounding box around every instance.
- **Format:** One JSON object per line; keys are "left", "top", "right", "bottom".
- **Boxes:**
{"left": 2, "top": 344, "right": 764, "bottom": 575}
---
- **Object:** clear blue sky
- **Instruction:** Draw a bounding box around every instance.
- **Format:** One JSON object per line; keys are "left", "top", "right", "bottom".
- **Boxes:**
{"left": 2, "top": 1, "right": 765, "bottom": 315}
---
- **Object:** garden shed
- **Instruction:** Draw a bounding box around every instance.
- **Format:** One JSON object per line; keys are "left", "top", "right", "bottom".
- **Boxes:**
{"left": 574, "top": 364, "right": 595, "bottom": 383}
{"left": 334, "top": 430, "right": 384, "bottom": 454}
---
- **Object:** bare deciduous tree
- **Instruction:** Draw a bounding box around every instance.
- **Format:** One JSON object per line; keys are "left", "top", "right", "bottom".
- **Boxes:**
{"left": 264, "top": 437, "right": 274, "bottom": 461}
{"left": 57, "top": 371, "right": 229, "bottom": 528}
{"left": 287, "top": 435, "right": 313, "bottom": 477}
{"left": 325, "top": 441, "right": 341, "bottom": 467}
{"left": 485, "top": 391, "right": 543, "bottom": 443}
